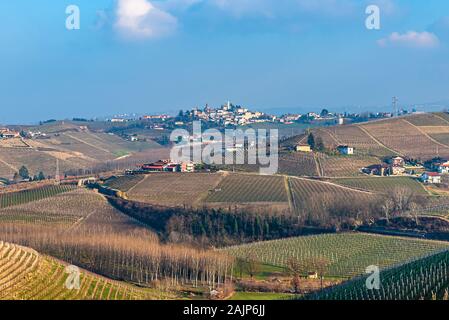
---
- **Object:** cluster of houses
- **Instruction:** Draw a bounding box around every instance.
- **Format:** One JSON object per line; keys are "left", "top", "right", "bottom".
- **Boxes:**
{"left": 0, "top": 128, "right": 20, "bottom": 139}
{"left": 192, "top": 102, "right": 267, "bottom": 126}
{"left": 362, "top": 156, "right": 449, "bottom": 184}
{"left": 126, "top": 159, "right": 196, "bottom": 175}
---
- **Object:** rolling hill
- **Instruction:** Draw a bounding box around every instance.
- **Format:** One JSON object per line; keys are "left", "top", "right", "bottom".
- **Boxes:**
{"left": 0, "top": 241, "right": 171, "bottom": 300}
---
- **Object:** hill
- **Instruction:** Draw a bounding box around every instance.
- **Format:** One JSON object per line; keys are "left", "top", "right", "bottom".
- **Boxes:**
{"left": 0, "top": 241, "right": 171, "bottom": 300}
{"left": 312, "top": 113, "right": 449, "bottom": 160}
{"left": 223, "top": 233, "right": 449, "bottom": 278}
{"left": 0, "top": 121, "right": 168, "bottom": 180}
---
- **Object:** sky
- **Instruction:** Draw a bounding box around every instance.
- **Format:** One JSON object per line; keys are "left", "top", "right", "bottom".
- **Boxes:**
{"left": 1, "top": 0, "right": 449, "bottom": 123}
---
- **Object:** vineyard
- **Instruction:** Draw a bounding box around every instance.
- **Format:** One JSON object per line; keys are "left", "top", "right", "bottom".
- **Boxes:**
{"left": 0, "top": 185, "right": 75, "bottom": 209}
{"left": 317, "top": 154, "right": 379, "bottom": 177}
{"left": 315, "top": 126, "right": 393, "bottom": 157}
{"left": 127, "top": 173, "right": 225, "bottom": 206}
{"left": 104, "top": 175, "right": 145, "bottom": 192}
{"left": 0, "top": 241, "right": 171, "bottom": 300}
{"left": 206, "top": 174, "right": 289, "bottom": 203}
{"left": 306, "top": 248, "right": 449, "bottom": 300}
{"left": 332, "top": 177, "right": 428, "bottom": 195}
{"left": 223, "top": 233, "right": 449, "bottom": 278}
{"left": 278, "top": 152, "right": 319, "bottom": 177}
{"left": 359, "top": 118, "right": 449, "bottom": 159}
{"left": 288, "top": 177, "right": 376, "bottom": 214}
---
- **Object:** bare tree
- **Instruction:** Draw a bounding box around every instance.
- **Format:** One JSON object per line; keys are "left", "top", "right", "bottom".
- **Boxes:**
{"left": 382, "top": 199, "right": 395, "bottom": 224}
{"left": 409, "top": 202, "right": 421, "bottom": 226}
{"left": 391, "top": 187, "right": 414, "bottom": 214}
{"left": 286, "top": 257, "right": 304, "bottom": 294}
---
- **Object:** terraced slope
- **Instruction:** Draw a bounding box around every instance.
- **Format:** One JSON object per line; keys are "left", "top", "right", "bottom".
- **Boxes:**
{"left": 0, "top": 241, "right": 171, "bottom": 300}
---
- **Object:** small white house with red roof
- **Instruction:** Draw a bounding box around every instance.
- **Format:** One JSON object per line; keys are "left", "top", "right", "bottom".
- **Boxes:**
{"left": 437, "top": 161, "right": 449, "bottom": 174}
{"left": 420, "top": 172, "right": 442, "bottom": 184}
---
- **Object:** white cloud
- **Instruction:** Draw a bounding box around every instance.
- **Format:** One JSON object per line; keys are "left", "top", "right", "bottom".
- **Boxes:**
{"left": 378, "top": 31, "right": 440, "bottom": 49}
{"left": 115, "top": 0, "right": 177, "bottom": 39}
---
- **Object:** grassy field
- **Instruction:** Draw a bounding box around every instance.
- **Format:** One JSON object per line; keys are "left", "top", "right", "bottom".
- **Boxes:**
{"left": 223, "top": 233, "right": 449, "bottom": 278}
{"left": 0, "top": 242, "right": 173, "bottom": 300}
{"left": 332, "top": 176, "right": 427, "bottom": 195}
{"left": 206, "top": 174, "right": 288, "bottom": 203}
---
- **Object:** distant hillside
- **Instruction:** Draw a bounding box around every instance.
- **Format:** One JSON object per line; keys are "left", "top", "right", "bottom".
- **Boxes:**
{"left": 0, "top": 121, "right": 168, "bottom": 179}
{"left": 312, "top": 112, "right": 449, "bottom": 160}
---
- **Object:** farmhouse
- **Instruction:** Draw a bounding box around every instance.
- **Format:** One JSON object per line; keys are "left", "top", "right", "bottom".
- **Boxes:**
{"left": 140, "top": 160, "right": 195, "bottom": 173}
{"left": 437, "top": 161, "right": 449, "bottom": 174}
{"left": 0, "top": 129, "right": 20, "bottom": 139}
{"left": 389, "top": 156, "right": 406, "bottom": 176}
{"left": 362, "top": 164, "right": 389, "bottom": 176}
{"left": 295, "top": 144, "right": 312, "bottom": 153}
{"left": 420, "top": 172, "right": 442, "bottom": 184}
{"left": 337, "top": 145, "right": 354, "bottom": 155}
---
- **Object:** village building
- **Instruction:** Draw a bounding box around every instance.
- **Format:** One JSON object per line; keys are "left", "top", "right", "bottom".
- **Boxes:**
{"left": 362, "top": 164, "right": 389, "bottom": 176}
{"left": 420, "top": 172, "right": 442, "bottom": 184}
{"left": 295, "top": 144, "right": 312, "bottom": 153}
{"left": 437, "top": 161, "right": 449, "bottom": 174}
{"left": 337, "top": 145, "right": 354, "bottom": 155}
{"left": 389, "top": 156, "right": 406, "bottom": 176}
{"left": 0, "top": 129, "right": 20, "bottom": 139}
{"left": 391, "top": 157, "right": 405, "bottom": 167}
{"left": 140, "top": 159, "right": 195, "bottom": 173}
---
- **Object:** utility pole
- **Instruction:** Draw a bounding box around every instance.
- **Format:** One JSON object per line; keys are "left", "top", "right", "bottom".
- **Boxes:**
{"left": 392, "top": 97, "right": 399, "bottom": 117}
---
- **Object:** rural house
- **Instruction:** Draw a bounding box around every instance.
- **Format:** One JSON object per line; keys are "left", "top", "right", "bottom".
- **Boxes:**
{"left": 420, "top": 172, "right": 442, "bottom": 184}
{"left": 389, "top": 156, "right": 406, "bottom": 176}
{"left": 362, "top": 164, "right": 389, "bottom": 176}
{"left": 295, "top": 144, "right": 312, "bottom": 153}
{"left": 337, "top": 145, "right": 354, "bottom": 155}
{"left": 438, "top": 161, "right": 449, "bottom": 174}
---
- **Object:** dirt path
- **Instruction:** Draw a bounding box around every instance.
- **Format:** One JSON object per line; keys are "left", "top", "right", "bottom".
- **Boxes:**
{"left": 356, "top": 125, "right": 404, "bottom": 156}
{"left": 284, "top": 176, "right": 295, "bottom": 213}
{"left": 288, "top": 175, "right": 375, "bottom": 195}
{"left": 126, "top": 175, "right": 150, "bottom": 194}
{"left": 313, "top": 153, "right": 323, "bottom": 177}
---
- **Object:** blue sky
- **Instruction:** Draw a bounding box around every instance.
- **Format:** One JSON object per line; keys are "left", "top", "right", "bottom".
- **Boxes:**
{"left": 1, "top": 0, "right": 449, "bottom": 123}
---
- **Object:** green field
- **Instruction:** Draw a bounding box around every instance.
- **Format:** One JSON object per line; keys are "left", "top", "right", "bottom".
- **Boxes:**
{"left": 206, "top": 174, "right": 288, "bottom": 203}
{"left": 223, "top": 233, "right": 449, "bottom": 278}
{"left": 332, "top": 177, "right": 428, "bottom": 195}
{"left": 0, "top": 185, "right": 75, "bottom": 209}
